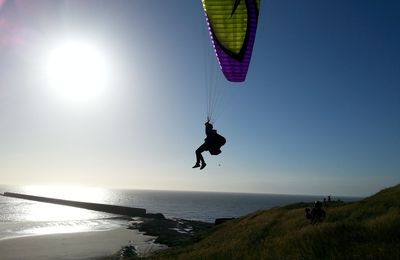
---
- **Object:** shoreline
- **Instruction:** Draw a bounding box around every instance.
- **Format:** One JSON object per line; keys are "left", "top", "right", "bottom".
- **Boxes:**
{"left": 0, "top": 227, "right": 167, "bottom": 260}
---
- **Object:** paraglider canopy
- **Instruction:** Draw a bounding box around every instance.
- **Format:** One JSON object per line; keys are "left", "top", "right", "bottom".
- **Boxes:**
{"left": 202, "top": 0, "right": 260, "bottom": 82}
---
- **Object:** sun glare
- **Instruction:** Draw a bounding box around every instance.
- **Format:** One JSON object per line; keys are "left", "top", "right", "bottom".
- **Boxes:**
{"left": 45, "top": 38, "right": 110, "bottom": 103}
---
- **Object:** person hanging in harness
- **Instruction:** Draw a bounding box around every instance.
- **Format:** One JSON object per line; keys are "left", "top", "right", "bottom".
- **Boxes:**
{"left": 193, "top": 119, "right": 226, "bottom": 170}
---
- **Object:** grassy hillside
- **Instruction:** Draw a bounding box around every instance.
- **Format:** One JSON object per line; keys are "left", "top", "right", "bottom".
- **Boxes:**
{"left": 148, "top": 184, "right": 400, "bottom": 259}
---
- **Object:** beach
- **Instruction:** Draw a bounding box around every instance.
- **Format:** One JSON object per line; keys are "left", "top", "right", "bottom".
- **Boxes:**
{"left": 0, "top": 227, "right": 167, "bottom": 260}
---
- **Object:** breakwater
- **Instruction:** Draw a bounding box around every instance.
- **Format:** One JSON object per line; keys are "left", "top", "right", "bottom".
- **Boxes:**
{"left": 2, "top": 192, "right": 164, "bottom": 219}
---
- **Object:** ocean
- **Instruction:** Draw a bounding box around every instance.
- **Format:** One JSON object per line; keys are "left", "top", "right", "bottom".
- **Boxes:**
{"left": 0, "top": 185, "right": 361, "bottom": 240}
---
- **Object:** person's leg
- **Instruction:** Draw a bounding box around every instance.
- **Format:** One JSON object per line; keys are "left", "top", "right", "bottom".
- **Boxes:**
{"left": 193, "top": 143, "right": 207, "bottom": 168}
{"left": 196, "top": 144, "right": 207, "bottom": 165}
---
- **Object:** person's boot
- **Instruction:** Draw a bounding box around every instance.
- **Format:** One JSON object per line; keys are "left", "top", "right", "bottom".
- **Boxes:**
{"left": 200, "top": 163, "right": 207, "bottom": 170}
{"left": 192, "top": 163, "right": 200, "bottom": 168}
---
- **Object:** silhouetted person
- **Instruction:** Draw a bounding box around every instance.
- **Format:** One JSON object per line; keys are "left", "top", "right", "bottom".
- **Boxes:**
{"left": 193, "top": 120, "right": 226, "bottom": 170}
{"left": 305, "top": 208, "right": 312, "bottom": 220}
{"left": 305, "top": 201, "right": 326, "bottom": 224}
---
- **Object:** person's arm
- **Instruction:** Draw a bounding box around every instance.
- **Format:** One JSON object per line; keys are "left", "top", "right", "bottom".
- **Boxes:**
{"left": 205, "top": 121, "right": 213, "bottom": 136}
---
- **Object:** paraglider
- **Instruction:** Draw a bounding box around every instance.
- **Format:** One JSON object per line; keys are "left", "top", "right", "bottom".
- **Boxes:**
{"left": 193, "top": 119, "right": 226, "bottom": 170}
{"left": 192, "top": 0, "right": 259, "bottom": 169}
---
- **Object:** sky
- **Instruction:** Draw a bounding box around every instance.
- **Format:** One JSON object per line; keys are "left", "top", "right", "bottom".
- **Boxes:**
{"left": 0, "top": 0, "right": 399, "bottom": 197}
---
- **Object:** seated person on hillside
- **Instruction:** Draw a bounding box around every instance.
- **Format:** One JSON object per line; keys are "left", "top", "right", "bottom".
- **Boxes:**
{"left": 305, "top": 201, "right": 326, "bottom": 224}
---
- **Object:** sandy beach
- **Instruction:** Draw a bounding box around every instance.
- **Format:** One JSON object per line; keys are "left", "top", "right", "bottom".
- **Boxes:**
{"left": 0, "top": 228, "right": 167, "bottom": 260}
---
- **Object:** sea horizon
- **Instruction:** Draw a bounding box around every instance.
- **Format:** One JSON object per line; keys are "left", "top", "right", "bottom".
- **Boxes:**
{"left": 0, "top": 184, "right": 364, "bottom": 199}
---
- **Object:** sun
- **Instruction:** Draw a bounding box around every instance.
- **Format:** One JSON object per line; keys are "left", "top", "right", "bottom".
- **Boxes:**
{"left": 44, "top": 38, "right": 110, "bottom": 103}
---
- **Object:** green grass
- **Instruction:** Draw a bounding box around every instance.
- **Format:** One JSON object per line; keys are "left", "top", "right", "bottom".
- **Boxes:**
{"left": 146, "top": 184, "right": 400, "bottom": 260}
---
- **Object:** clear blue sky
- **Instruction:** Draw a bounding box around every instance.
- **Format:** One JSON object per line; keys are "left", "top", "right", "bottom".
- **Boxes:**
{"left": 0, "top": 0, "right": 399, "bottom": 196}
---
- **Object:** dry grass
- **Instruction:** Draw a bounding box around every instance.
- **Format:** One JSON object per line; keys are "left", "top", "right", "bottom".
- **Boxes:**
{"left": 145, "top": 184, "right": 400, "bottom": 260}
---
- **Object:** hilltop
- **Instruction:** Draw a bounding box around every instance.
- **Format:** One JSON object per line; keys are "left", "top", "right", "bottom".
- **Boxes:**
{"left": 144, "top": 184, "right": 400, "bottom": 259}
